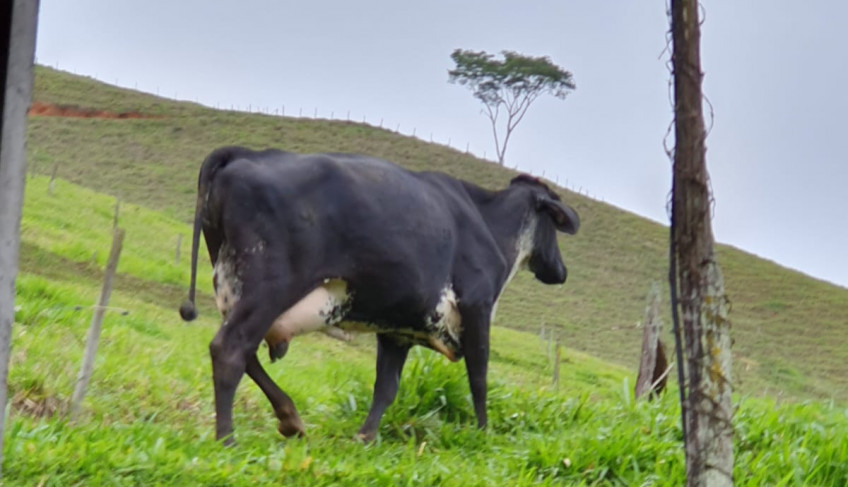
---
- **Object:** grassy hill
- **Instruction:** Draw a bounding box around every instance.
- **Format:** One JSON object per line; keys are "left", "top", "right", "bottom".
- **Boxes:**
{"left": 5, "top": 66, "right": 848, "bottom": 485}
{"left": 24, "top": 66, "right": 848, "bottom": 403}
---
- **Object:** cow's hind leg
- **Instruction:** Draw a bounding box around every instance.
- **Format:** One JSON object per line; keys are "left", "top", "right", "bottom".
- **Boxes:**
{"left": 209, "top": 285, "right": 301, "bottom": 445}
{"left": 357, "top": 334, "right": 411, "bottom": 442}
{"left": 245, "top": 353, "right": 305, "bottom": 437}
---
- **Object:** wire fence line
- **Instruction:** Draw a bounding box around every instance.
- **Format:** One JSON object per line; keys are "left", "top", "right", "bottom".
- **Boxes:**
{"left": 196, "top": 101, "right": 604, "bottom": 202}
{"left": 42, "top": 62, "right": 605, "bottom": 203}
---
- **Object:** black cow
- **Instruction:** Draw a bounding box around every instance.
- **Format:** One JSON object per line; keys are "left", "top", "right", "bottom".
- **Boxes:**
{"left": 179, "top": 146, "right": 579, "bottom": 443}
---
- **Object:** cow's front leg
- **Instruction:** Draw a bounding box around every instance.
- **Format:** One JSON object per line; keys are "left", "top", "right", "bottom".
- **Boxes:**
{"left": 357, "top": 334, "right": 411, "bottom": 442}
{"left": 461, "top": 310, "right": 491, "bottom": 430}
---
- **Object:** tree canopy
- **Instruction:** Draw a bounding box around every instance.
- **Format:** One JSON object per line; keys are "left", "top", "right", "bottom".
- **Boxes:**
{"left": 448, "top": 49, "right": 575, "bottom": 165}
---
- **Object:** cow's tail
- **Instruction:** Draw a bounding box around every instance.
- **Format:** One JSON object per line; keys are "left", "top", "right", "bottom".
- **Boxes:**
{"left": 179, "top": 192, "right": 203, "bottom": 321}
{"left": 179, "top": 147, "right": 241, "bottom": 321}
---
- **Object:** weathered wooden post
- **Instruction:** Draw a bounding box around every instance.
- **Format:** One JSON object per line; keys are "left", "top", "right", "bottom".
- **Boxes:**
{"left": 0, "top": 0, "right": 40, "bottom": 478}
{"left": 635, "top": 284, "right": 669, "bottom": 399}
{"left": 669, "top": 0, "right": 734, "bottom": 484}
{"left": 175, "top": 234, "right": 182, "bottom": 266}
{"left": 112, "top": 196, "right": 120, "bottom": 229}
{"left": 552, "top": 337, "right": 562, "bottom": 389}
{"left": 48, "top": 161, "right": 59, "bottom": 194}
{"left": 70, "top": 228, "right": 125, "bottom": 419}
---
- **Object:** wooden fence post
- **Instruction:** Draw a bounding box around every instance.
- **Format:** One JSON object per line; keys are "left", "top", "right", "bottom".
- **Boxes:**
{"left": 112, "top": 197, "right": 120, "bottom": 229}
{"left": 175, "top": 234, "right": 182, "bottom": 266}
{"left": 669, "top": 1, "right": 734, "bottom": 482}
{"left": 70, "top": 227, "right": 125, "bottom": 419}
{"left": 635, "top": 284, "right": 669, "bottom": 399}
{"left": 48, "top": 161, "right": 59, "bottom": 194}
{"left": 552, "top": 338, "right": 562, "bottom": 389}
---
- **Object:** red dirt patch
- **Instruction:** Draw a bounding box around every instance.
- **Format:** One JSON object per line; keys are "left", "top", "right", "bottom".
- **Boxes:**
{"left": 28, "top": 101, "right": 158, "bottom": 119}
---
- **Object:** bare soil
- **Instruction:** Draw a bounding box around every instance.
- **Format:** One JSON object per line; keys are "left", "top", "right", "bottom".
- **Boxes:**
{"left": 28, "top": 101, "right": 157, "bottom": 119}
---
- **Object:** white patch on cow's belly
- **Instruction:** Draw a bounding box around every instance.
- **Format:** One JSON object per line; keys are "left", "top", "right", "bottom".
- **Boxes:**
{"left": 386, "top": 285, "right": 463, "bottom": 361}
{"left": 334, "top": 285, "right": 462, "bottom": 362}
{"left": 244, "top": 277, "right": 461, "bottom": 362}
{"left": 264, "top": 279, "right": 352, "bottom": 347}
{"left": 491, "top": 215, "right": 537, "bottom": 323}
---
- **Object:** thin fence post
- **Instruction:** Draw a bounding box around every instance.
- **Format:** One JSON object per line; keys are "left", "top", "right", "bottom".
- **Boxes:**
{"left": 112, "top": 197, "right": 120, "bottom": 229}
{"left": 70, "top": 227, "right": 125, "bottom": 419}
{"left": 553, "top": 338, "right": 562, "bottom": 389}
{"left": 175, "top": 234, "right": 182, "bottom": 266}
{"left": 48, "top": 162, "right": 60, "bottom": 194}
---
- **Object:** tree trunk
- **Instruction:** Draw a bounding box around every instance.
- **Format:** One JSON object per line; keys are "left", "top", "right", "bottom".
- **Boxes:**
{"left": 670, "top": 0, "right": 734, "bottom": 485}
{"left": 0, "top": 0, "right": 40, "bottom": 479}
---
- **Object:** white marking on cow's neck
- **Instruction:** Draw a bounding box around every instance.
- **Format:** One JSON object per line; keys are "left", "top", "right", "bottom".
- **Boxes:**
{"left": 491, "top": 215, "right": 537, "bottom": 323}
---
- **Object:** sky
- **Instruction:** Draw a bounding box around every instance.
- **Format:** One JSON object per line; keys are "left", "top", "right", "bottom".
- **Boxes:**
{"left": 33, "top": 1, "right": 848, "bottom": 288}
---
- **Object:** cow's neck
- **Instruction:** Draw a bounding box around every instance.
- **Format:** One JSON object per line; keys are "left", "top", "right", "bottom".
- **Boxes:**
{"left": 464, "top": 182, "right": 534, "bottom": 279}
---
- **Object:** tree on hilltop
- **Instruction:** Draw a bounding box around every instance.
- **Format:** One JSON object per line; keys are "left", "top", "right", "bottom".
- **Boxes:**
{"left": 448, "top": 49, "right": 575, "bottom": 166}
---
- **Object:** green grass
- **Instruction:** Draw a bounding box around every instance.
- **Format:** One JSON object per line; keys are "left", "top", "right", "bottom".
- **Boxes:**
{"left": 6, "top": 262, "right": 848, "bottom": 484}
{"left": 5, "top": 66, "right": 848, "bottom": 484}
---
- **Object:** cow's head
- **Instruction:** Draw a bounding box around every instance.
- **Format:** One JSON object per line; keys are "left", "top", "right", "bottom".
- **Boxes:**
{"left": 511, "top": 175, "right": 580, "bottom": 285}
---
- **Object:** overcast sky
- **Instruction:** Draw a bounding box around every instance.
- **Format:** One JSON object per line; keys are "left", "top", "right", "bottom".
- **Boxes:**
{"left": 33, "top": 1, "right": 848, "bottom": 288}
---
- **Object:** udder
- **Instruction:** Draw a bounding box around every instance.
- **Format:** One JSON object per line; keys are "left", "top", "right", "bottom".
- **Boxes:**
{"left": 265, "top": 279, "right": 351, "bottom": 361}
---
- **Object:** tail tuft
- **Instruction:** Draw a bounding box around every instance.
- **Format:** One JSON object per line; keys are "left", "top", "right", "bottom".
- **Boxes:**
{"left": 179, "top": 301, "right": 198, "bottom": 321}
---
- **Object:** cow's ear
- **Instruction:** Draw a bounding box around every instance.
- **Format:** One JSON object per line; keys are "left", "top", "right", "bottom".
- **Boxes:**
{"left": 536, "top": 195, "right": 580, "bottom": 235}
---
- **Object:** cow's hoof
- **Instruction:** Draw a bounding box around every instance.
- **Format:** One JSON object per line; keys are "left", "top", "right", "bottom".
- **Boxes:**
{"left": 217, "top": 435, "right": 237, "bottom": 447}
{"left": 277, "top": 416, "right": 305, "bottom": 438}
{"left": 355, "top": 430, "right": 377, "bottom": 443}
{"left": 268, "top": 340, "right": 290, "bottom": 362}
